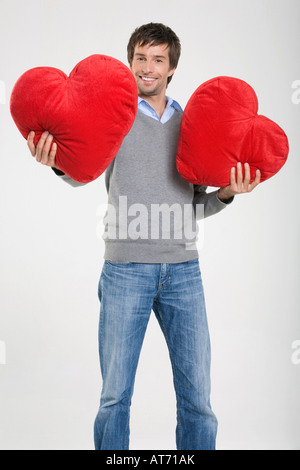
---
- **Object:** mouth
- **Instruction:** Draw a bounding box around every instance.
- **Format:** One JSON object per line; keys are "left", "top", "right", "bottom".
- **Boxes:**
{"left": 139, "top": 76, "right": 157, "bottom": 84}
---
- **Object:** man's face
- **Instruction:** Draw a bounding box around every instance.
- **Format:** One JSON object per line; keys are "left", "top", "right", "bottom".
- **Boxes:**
{"left": 130, "top": 43, "right": 176, "bottom": 99}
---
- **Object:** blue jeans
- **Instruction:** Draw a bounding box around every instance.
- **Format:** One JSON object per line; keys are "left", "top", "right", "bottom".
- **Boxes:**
{"left": 94, "top": 259, "right": 218, "bottom": 450}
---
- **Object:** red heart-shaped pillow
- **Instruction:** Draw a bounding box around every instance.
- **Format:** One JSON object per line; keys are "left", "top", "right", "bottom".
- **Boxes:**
{"left": 10, "top": 55, "right": 138, "bottom": 183}
{"left": 176, "top": 76, "right": 289, "bottom": 187}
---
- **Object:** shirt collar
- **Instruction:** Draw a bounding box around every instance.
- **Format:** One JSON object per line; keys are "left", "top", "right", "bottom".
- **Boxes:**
{"left": 138, "top": 96, "right": 183, "bottom": 113}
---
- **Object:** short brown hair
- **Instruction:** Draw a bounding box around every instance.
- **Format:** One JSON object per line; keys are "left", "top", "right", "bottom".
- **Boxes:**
{"left": 127, "top": 23, "right": 181, "bottom": 85}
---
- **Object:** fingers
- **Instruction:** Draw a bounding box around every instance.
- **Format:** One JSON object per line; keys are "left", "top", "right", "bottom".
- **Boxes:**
{"left": 230, "top": 162, "right": 260, "bottom": 195}
{"left": 40, "top": 133, "right": 54, "bottom": 164}
{"left": 27, "top": 130, "right": 58, "bottom": 168}
{"left": 249, "top": 169, "right": 261, "bottom": 191}
{"left": 243, "top": 162, "right": 251, "bottom": 188}
{"left": 27, "top": 131, "right": 36, "bottom": 156}
{"left": 236, "top": 162, "right": 244, "bottom": 191}
{"left": 230, "top": 166, "right": 236, "bottom": 186}
{"left": 32, "top": 131, "right": 57, "bottom": 166}
{"left": 36, "top": 131, "right": 51, "bottom": 163}
{"left": 48, "top": 142, "right": 57, "bottom": 167}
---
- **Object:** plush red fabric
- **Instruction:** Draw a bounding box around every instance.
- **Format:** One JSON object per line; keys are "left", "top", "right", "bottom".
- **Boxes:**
{"left": 176, "top": 76, "right": 289, "bottom": 187}
{"left": 10, "top": 55, "right": 138, "bottom": 183}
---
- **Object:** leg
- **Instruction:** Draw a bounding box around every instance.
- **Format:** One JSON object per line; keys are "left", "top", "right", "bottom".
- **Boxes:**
{"left": 152, "top": 259, "right": 218, "bottom": 450}
{"left": 94, "top": 261, "right": 157, "bottom": 450}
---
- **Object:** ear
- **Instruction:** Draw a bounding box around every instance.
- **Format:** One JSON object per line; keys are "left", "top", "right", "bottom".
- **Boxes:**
{"left": 168, "top": 67, "right": 176, "bottom": 78}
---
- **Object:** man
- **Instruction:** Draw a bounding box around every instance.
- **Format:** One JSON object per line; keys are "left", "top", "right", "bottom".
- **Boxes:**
{"left": 27, "top": 23, "right": 260, "bottom": 450}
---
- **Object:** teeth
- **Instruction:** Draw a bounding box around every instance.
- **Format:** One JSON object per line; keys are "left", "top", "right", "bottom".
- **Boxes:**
{"left": 141, "top": 77, "right": 155, "bottom": 81}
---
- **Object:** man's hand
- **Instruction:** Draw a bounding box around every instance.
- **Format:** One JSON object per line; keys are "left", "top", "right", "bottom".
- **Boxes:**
{"left": 27, "top": 131, "right": 59, "bottom": 169}
{"left": 218, "top": 162, "right": 261, "bottom": 201}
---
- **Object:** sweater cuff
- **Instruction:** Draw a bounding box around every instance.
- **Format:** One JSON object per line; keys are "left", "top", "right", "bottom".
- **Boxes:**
{"left": 216, "top": 192, "right": 234, "bottom": 205}
{"left": 51, "top": 167, "right": 65, "bottom": 176}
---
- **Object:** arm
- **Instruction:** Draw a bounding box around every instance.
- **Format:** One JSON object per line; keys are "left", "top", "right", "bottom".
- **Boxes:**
{"left": 194, "top": 162, "right": 261, "bottom": 220}
{"left": 194, "top": 185, "right": 234, "bottom": 219}
{"left": 27, "top": 131, "right": 87, "bottom": 188}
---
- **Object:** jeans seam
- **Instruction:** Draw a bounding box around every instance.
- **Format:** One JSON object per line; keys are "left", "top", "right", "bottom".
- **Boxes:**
{"left": 155, "top": 264, "right": 171, "bottom": 294}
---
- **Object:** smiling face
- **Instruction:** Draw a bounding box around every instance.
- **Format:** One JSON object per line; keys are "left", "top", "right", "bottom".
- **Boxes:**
{"left": 130, "top": 43, "right": 176, "bottom": 99}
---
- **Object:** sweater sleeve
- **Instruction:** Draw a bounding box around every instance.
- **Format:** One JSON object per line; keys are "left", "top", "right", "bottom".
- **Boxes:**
{"left": 193, "top": 185, "right": 234, "bottom": 220}
{"left": 51, "top": 167, "right": 88, "bottom": 188}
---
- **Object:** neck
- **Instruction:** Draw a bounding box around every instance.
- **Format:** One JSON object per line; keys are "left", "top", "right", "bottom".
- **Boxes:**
{"left": 139, "top": 93, "right": 167, "bottom": 118}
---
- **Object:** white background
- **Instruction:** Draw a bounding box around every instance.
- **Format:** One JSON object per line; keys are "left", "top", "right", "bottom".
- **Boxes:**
{"left": 0, "top": 0, "right": 299, "bottom": 450}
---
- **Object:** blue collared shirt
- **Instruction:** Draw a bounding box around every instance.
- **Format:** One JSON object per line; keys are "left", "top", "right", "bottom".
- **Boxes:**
{"left": 138, "top": 96, "right": 183, "bottom": 123}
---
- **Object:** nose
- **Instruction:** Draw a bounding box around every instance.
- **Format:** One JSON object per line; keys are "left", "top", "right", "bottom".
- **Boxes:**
{"left": 142, "top": 60, "right": 153, "bottom": 74}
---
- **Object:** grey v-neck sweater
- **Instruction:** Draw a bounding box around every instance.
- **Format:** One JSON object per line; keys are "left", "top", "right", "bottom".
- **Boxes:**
{"left": 102, "top": 109, "right": 231, "bottom": 263}
{"left": 53, "top": 108, "right": 232, "bottom": 262}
